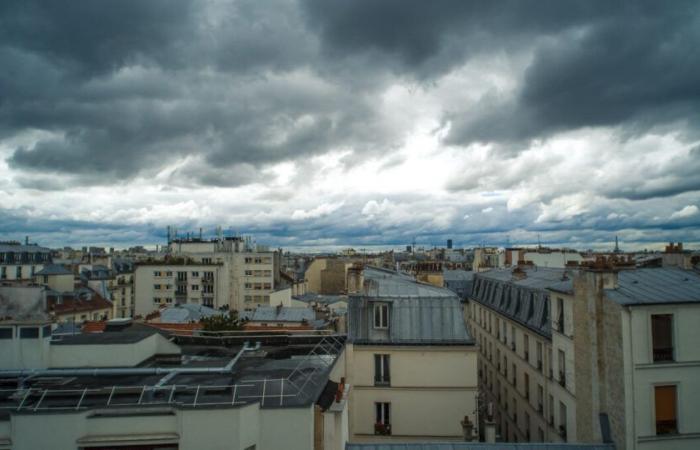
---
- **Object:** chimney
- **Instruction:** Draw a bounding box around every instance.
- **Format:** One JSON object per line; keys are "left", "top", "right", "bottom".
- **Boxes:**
{"left": 460, "top": 415, "right": 475, "bottom": 441}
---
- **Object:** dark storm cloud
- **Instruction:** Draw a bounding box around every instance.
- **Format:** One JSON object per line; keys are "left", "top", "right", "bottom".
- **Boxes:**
{"left": 446, "top": 1, "right": 700, "bottom": 145}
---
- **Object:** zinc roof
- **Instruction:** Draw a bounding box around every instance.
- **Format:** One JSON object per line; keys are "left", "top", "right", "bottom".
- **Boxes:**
{"left": 605, "top": 267, "right": 700, "bottom": 305}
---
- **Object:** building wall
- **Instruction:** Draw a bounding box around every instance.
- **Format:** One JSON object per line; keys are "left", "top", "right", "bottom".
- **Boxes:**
{"left": 0, "top": 264, "right": 45, "bottom": 281}
{"left": 54, "top": 306, "right": 113, "bottom": 324}
{"left": 133, "top": 264, "right": 224, "bottom": 317}
{"left": 467, "top": 300, "right": 567, "bottom": 443}
{"left": 0, "top": 323, "right": 52, "bottom": 370}
{"left": 50, "top": 334, "right": 181, "bottom": 368}
{"left": 346, "top": 344, "right": 478, "bottom": 441}
{"left": 626, "top": 303, "right": 700, "bottom": 450}
{"left": 270, "top": 287, "right": 292, "bottom": 307}
{"left": 2, "top": 402, "right": 320, "bottom": 450}
{"left": 42, "top": 273, "right": 75, "bottom": 293}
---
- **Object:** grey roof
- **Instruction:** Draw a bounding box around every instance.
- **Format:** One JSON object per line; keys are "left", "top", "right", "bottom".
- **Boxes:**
{"left": 0, "top": 243, "right": 51, "bottom": 253}
{"left": 605, "top": 268, "right": 700, "bottom": 305}
{"left": 293, "top": 293, "right": 348, "bottom": 306}
{"left": 443, "top": 269, "right": 474, "bottom": 300}
{"left": 443, "top": 269, "right": 474, "bottom": 282}
{"left": 349, "top": 268, "right": 473, "bottom": 345}
{"left": 160, "top": 304, "right": 224, "bottom": 323}
{"left": 246, "top": 306, "right": 315, "bottom": 323}
{"left": 35, "top": 264, "right": 72, "bottom": 276}
{"left": 346, "top": 443, "right": 614, "bottom": 450}
{"left": 363, "top": 266, "right": 455, "bottom": 298}
{"left": 470, "top": 268, "right": 573, "bottom": 338}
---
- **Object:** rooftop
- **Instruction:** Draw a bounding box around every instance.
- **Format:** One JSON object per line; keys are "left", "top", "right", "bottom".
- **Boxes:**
{"left": 34, "top": 264, "right": 73, "bottom": 276}
{"left": 349, "top": 268, "right": 473, "bottom": 345}
{"left": 242, "top": 306, "right": 315, "bottom": 323}
{"left": 0, "top": 334, "right": 346, "bottom": 413}
{"left": 0, "top": 243, "right": 51, "bottom": 254}
{"left": 605, "top": 267, "right": 700, "bottom": 306}
{"left": 159, "top": 304, "right": 224, "bottom": 323}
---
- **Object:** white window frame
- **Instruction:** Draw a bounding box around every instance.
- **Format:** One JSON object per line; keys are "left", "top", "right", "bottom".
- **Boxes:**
{"left": 373, "top": 303, "right": 389, "bottom": 329}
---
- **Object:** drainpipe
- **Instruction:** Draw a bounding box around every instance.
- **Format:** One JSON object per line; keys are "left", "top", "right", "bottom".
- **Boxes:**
{"left": 1, "top": 341, "right": 261, "bottom": 378}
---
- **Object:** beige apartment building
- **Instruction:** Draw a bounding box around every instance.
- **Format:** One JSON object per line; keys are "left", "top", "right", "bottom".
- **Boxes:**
{"left": 133, "top": 260, "right": 225, "bottom": 317}
{"left": 346, "top": 267, "right": 479, "bottom": 442}
{"left": 467, "top": 263, "right": 700, "bottom": 450}
{"left": 168, "top": 236, "right": 278, "bottom": 311}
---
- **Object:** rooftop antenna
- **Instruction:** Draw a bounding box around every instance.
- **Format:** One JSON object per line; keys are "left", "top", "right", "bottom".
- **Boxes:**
{"left": 614, "top": 235, "right": 620, "bottom": 253}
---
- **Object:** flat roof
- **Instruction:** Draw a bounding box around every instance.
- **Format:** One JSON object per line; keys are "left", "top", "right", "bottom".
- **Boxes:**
{"left": 0, "top": 335, "right": 346, "bottom": 413}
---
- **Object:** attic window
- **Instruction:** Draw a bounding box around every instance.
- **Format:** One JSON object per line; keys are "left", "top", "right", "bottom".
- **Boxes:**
{"left": 374, "top": 303, "right": 389, "bottom": 329}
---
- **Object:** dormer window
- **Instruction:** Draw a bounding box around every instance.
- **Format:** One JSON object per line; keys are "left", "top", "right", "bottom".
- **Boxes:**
{"left": 374, "top": 303, "right": 389, "bottom": 329}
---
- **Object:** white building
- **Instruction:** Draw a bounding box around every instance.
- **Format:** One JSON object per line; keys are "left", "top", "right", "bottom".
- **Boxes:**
{"left": 345, "top": 267, "right": 479, "bottom": 442}
{"left": 168, "top": 236, "right": 278, "bottom": 311}
{"left": 0, "top": 319, "right": 349, "bottom": 450}
{"left": 467, "top": 263, "right": 700, "bottom": 450}
{"left": 0, "top": 241, "right": 52, "bottom": 282}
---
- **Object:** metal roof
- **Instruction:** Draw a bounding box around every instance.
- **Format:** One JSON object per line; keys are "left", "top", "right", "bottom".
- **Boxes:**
{"left": 0, "top": 243, "right": 51, "bottom": 253}
{"left": 35, "top": 264, "right": 73, "bottom": 276}
{"left": 349, "top": 268, "right": 473, "bottom": 345}
{"left": 470, "top": 268, "right": 571, "bottom": 338}
{"left": 160, "top": 304, "right": 224, "bottom": 323}
{"left": 346, "top": 443, "right": 615, "bottom": 450}
{"left": 605, "top": 267, "right": 700, "bottom": 305}
{"left": 246, "top": 306, "right": 315, "bottom": 323}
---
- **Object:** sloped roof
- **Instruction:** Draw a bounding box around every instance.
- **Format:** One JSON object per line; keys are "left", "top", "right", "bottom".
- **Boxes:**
{"left": 605, "top": 268, "right": 700, "bottom": 305}
{"left": 35, "top": 264, "right": 72, "bottom": 276}
{"left": 470, "top": 268, "right": 571, "bottom": 338}
{"left": 349, "top": 267, "right": 473, "bottom": 345}
{"left": 47, "top": 288, "right": 113, "bottom": 315}
{"left": 0, "top": 243, "right": 51, "bottom": 253}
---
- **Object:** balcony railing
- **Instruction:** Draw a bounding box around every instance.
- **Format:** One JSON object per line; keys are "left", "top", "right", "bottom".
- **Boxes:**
{"left": 374, "top": 377, "right": 391, "bottom": 386}
{"left": 374, "top": 423, "right": 391, "bottom": 436}
{"left": 653, "top": 347, "right": 674, "bottom": 362}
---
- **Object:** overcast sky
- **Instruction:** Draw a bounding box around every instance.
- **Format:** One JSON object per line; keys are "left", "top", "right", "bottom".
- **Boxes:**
{"left": 1, "top": 0, "right": 699, "bottom": 251}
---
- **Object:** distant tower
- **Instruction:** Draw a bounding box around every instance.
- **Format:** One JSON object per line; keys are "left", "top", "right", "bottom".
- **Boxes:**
{"left": 614, "top": 235, "right": 621, "bottom": 253}
{"left": 447, "top": 239, "right": 453, "bottom": 249}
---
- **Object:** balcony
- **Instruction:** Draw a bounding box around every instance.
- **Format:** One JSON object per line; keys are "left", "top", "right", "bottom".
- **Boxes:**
{"left": 653, "top": 347, "right": 674, "bottom": 363}
{"left": 374, "top": 423, "right": 391, "bottom": 436}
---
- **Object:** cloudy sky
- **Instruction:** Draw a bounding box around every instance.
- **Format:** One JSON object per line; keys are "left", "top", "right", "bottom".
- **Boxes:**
{"left": 1, "top": 0, "right": 699, "bottom": 251}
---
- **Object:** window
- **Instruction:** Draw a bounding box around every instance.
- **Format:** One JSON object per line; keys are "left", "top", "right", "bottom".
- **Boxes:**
{"left": 524, "top": 372, "right": 530, "bottom": 399}
{"left": 374, "top": 354, "right": 390, "bottom": 385}
{"left": 524, "top": 334, "right": 529, "bottom": 362}
{"left": 373, "top": 303, "right": 389, "bottom": 329}
{"left": 191, "top": 271, "right": 199, "bottom": 277}
{"left": 655, "top": 385, "right": 677, "bottom": 435}
{"left": 537, "top": 384, "right": 544, "bottom": 412}
{"left": 191, "top": 285, "right": 200, "bottom": 291}
{"left": 202, "top": 258, "right": 212, "bottom": 264}
{"left": 16, "top": 266, "right": 22, "bottom": 278}
{"left": 153, "top": 270, "right": 161, "bottom": 276}
{"left": 375, "top": 402, "right": 391, "bottom": 435}
{"left": 153, "top": 297, "right": 161, "bottom": 304}
{"left": 177, "top": 271, "right": 187, "bottom": 281}
{"left": 0, "top": 328, "right": 13, "bottom": 339}
{"left": 558, "top": 349, "right": 566, "bottom": 387}
{"left": 557, "top": 298, "right": 564, "bottom": 334}
{"left": 559, "top": 401, "right": 568, "bottom": 441}
{"left": 42, "top": 325, "right": 51, "bottom": 338}
{"left": 511, "top": 325, "right": 516, "bottom": 351}
{"left": 536, "top": 342, "right": 543, "bottom": 371}
{"left": 154, "top": 284, "right": 161, "bottom": 290}
{"left": 0, "top": 266, "right": 5, "bottom": 279}
{"left": 19, "top": 327, "right": 39, "bottom": 339}
{"left": 651, "top": 314, "right": 674, "bottom": 362}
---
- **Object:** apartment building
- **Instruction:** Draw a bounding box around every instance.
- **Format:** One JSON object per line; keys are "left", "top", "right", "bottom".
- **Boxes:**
{"left": 168, "top": 236, "right": 278, "bottom": 311}
{"left": 80, "top": 260, "right": 137, "bottom": 318}
{"left": 0, "top": 241, "right": 52, "bottom": 282}
{"left": 133, "top": 260, "right": 225, "bottom": 317}
{"left": 346, "top": 267, "right": 479, "bottom": 442}
{"left": 467, "top": 262, "right": 700, "bottom": 450}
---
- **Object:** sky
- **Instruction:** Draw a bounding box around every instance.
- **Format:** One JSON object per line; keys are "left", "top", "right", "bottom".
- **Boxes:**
{"left": 1, "top": 0, "right": 699, "bottom": 252}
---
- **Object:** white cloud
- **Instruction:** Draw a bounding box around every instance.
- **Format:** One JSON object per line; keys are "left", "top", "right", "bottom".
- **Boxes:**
{"left": 670, "top": 205, "right": 699, "bottom": 220}
{"left": 291, "top": 202, "right": 345, "bottom": 220}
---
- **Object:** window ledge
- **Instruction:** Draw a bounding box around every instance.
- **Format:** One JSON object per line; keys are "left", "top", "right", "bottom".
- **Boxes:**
{"left": 638, "top": 432, "right": 700, "bottom": 442}
{"left": 636, "top": 360, "right": 700, "bottom": 369}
